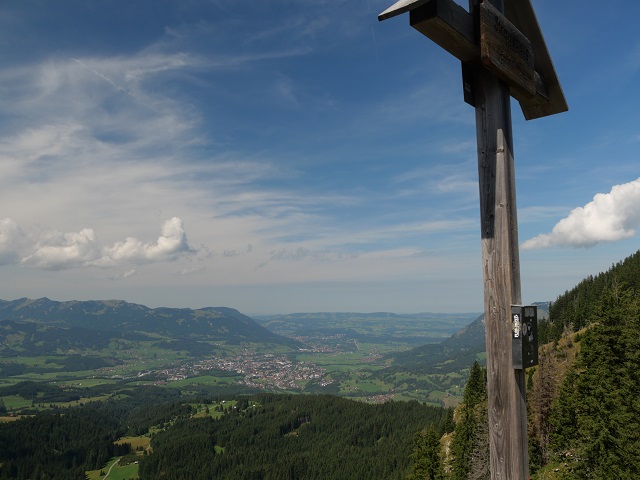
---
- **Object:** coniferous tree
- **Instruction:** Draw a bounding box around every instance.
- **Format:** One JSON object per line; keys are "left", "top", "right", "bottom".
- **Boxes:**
{"left": 440, "top": 407, "right": 455, "bottom": 436}
{"left": 449, "top": 361, "right": 489, "bottom": 480}
{"left": 551, "top": 287, "right": 640, "bottom": 478}
{"left": 407, "top": 425, "right": 443, "bottom": 480}
{"left": 528, "top": 343, "right": 563, "bottom": 472}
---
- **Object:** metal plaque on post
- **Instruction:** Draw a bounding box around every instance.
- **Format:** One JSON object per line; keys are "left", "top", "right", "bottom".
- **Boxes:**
{"left": 512, "top": 305, "right": 539, "bottom": 369}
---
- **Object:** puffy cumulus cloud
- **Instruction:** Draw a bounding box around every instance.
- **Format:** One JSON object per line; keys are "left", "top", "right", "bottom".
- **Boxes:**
{"left": 0, "top": 218, "right": 26, "bottom": 265}
{"left": 96, "top": 217, "right": 194, "bottom": 266}
{"left": 22, "top": 228, "right": 101, "bottom": 270}
{"left": 20, "top": 217, "right": 194, "bottom": 270}
{"left": 522, "top": 178, "right": 640, "bottom": 249}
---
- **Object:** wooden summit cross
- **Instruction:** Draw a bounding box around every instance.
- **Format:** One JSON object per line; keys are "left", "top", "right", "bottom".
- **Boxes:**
{"left": 378, "top": 0, "right": 567, "bottom": 479}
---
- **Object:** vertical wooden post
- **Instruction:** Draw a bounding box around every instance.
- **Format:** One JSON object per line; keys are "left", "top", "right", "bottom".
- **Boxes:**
{"left": 379, "top": 0, "right": 566, "bottom": 476}
{"left": 472, "top": 1, "right": 528, "bottom": 477}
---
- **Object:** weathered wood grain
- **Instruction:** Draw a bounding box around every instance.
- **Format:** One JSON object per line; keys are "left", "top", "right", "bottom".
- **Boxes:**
{"left": 473, "top": 61, "right": 529, "bottom": 480}
{"left": 504, "top": 0, "right": 568, "bottom": 119}
{"left": 379, "top": 0, "right": 567, "bottom": 120}
{"left": 409, "top": 0, "right": 477, "bottom": 63}
{"left": 480, "top": 1, "right": 535, "bottom": 99}
{"left": 378, "top": 0, "right": 430, "bottom": 21}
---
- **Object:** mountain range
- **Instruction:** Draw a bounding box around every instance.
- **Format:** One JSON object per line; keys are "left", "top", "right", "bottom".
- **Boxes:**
{"left": 0, "top": 297, "right": 548, "bottom": 371}
{"left": 0, "top": 297, "right": 298, "bottom": 357}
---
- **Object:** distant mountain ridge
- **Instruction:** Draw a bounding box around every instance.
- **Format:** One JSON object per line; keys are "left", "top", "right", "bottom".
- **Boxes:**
{"left": 254, "top": 311, "right": 479, "bottom": 346}
{"left": 385, "top": 303, "right": 549, "bottom": 374}
{"left": 0, "top": 297, "right": 296, "bottom": 348}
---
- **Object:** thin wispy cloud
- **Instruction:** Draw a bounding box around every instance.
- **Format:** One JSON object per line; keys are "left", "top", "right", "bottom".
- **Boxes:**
{"left": 269, "top": 247, "right": 357, "bottom": 263}
{"left": 1, "top": 0, "right": 638, "bottom": 312}
{"left": 518, "top": 206, "right": 575, "bottom": 223}
{"left": 122, "top": 269, "right": 137, "bottom": 279}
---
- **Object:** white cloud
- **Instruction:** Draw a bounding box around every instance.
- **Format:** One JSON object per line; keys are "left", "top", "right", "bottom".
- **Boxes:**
{"left": 178, "top": 266, "right": 205, "bottom": 276}
{"left": 432, "top": 174, "right": 477, "bottom": 194}
{"left": 0, "top": 53, "right": 202, "bottom": 161}
{"left": 391, "top": 160, "right": 478, "bottom": 199}
{"left": 123, "top": 269, "right": 137, "bottom": 279}
{"left": 22, "top": 228, "right": 101, "bottom": 270}
{"left": 19, "top": 217, "right": 194, "bottom": 270}
{"left": 440, "top": 140, "right": 475, "bottom": 154}
{"left": 0, "top": 218, "right": 26, "bottom": 265}
{"left": 0, "top": 15, "right": 483, "bottom": 303}
{"left": 96, "top": 217, "right": 194, "bottom": 266}
{"left": 107, "top": 269, "right": 138, "bottom": 281}
{"left": 522, "top": 178, "right": 640, "bottom": 249}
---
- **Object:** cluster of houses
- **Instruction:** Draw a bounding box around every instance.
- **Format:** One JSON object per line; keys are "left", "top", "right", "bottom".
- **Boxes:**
{"left": 113, "top": 350, "right": 331, "bottom": 391}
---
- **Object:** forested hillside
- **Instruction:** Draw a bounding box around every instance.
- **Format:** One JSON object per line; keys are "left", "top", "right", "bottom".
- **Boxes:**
{"left": 0, "top": 297, "right": 296, "bottom": 347}
{"left": 0, "top": 390, "right": 451, "bottom": 480}
{"left": 409, "top": 249, "right": 640, "bottom": 479}
{"left": 0, "top": 387, "right": 186, "bottom": 480}
{"left": 138, "top": 394, "right": 452, "bottom": 479}
{"left": 528, "top": 250, "right": 640, "bottom": 478}
{"left": 384, "top": 314, "right": 486, "bottom": 375}
{"left": 541, "top": 249, "right": 640, "bottom": 343}
{"left": 406, "top": 361, "right": 489, "bottom": 480}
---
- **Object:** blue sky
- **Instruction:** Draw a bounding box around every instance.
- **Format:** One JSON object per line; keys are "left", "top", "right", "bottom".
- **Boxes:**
{"left": 0, "top": 0, "right": 638, "bottom": 314}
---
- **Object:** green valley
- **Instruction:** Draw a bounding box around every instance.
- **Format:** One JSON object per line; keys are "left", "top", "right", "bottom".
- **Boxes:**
{"left": 1, "top": 250, "right": 640, "bottom": 479}
{"left": 0, "top": 300, "right": 481, "bottom": 412}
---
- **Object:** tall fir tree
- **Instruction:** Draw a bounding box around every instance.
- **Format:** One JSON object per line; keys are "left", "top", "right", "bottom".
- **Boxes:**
{"left": 551, "top": 287, "right": 640, "bottom": 478}
{"left": 407, "top": 426, "right": 443, "bottom": 480}
{"left": 450, "top": 361, "right": 489, "bottom": 480}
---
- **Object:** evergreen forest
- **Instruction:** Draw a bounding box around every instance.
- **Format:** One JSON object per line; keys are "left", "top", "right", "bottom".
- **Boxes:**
{"left": 0, "top": 389, "right": 452, "bottom": 480}
{"left": 139, "top": 394, "right": 451, "bottom": 479}
{"left": 528, "top": 249, "right": 640, "bottom": 477}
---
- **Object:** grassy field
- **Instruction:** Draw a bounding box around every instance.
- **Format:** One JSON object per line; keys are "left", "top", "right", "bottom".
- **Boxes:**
{"left": 85, "top": 435, "right": 152, "bottom": 479}
{"left": 1, "top": 395, "right": 32, "bottom": 411}
{"left": 190, "top": 400, "right": 248, "bottom": 419}
{"left": 0, "top": 415, "right": 22, "bottom": 423}
{"left": 116, "top": 436, "right": 151, "bottom": 452}
{"left": 86, "top": 457, "right": 140, "bottom": 480}
{"left": 167, "top": 374, "right": 242, "bottom": 388}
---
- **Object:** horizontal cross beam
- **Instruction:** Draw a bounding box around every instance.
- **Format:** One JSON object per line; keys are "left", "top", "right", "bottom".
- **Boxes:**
{"left": 379, "top": 0, "right": 567, "bottom": 120}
